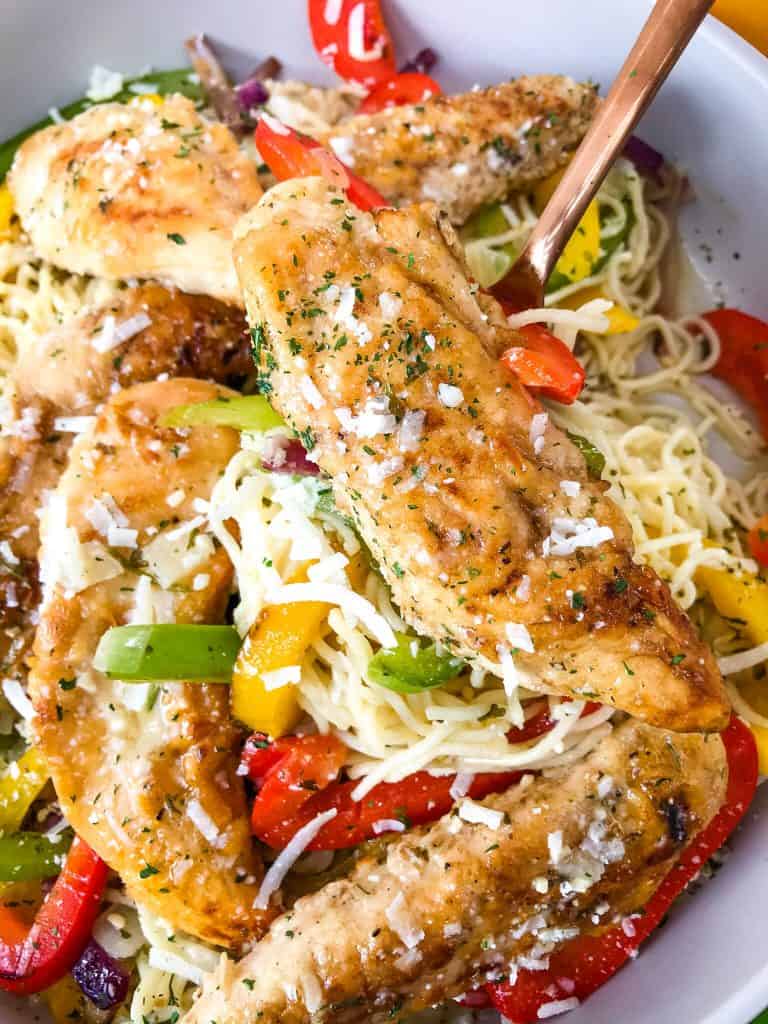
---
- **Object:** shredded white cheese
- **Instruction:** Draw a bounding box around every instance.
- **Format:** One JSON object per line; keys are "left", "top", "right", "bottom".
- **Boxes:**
{"left": 254, "top": 808, "right": 338, "bottom": 909}
{"left": 458, "top": 799, "right": 504, "bottom": 830}
{"left": 92, "top": 313, "right": 151, "bottom": 354}
{"left": 397, "top": 410, "right": 425, "bottom": 452}
{"left": 86, "top": 65, "right": 125, "bottom": 102}
{"left": 537, "top": 997, "right": 580, "bottom": 1018}
{"left": 261, "top": 665, "right": 302, "bottom": 691}
{"left": 2, "top": 678, "right": 35, "bottom": 721}
{"left": 187, "top": 798, "right": 226, "bottom": 849}
{"left": 718, "top": 642, "right": 768, "bottom": 676}
{"left": 505, "top": 622, "right": 535, "bottom": 654}
{"left": 53, "top": 416, "right": 96, "bottom": 434}
{"left": 299, "top": 375, "right": 326, "bottom": 410}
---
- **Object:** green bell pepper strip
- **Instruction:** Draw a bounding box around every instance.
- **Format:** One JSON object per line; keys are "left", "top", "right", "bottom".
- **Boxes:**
{"left": 566, "top": 431, "right": 606, "bottom": 479}
{"left": 0, "top": 68, "right": 202, "bottom": 183}
{"left": 93, "top": 624, "right": 241, "bottom": 682}
{"left": 0, "top": 832, "right": 72, "bottom": 883}
{"left": 161, "top": 395, "right": 285, "bottom": 432}
{"left": 591, "top": 196, "right": 636, "bottom": 275}
{"left": 368, "top": 633, "right": 465, "bottom": 694}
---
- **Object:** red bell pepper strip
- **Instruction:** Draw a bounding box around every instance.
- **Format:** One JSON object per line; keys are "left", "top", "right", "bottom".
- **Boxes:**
{"left": 485, "top": 715, "right": 758, "bottom": 1022}
{"left": 748, "top": 513, "right": 768, "bottom": 569}
{"left": 242, "top": 733, "right": 523, "bottom": 850}
{"left": 307, "top": 0, "right": 396, "bottom": 88}
{"left": 0, "top": 837, "right": 108, "bottom": 995}
{"left": 703, "top": 308, "right": 768, "bottom": 440}
{"left": 255, "top": 115, "right": 387, "bottom": 212}
{"left": 359, "top": 71, "right": 442, "bottom": 113}
{"left": 500, "top": 324, "right": 587, "bottom": 405}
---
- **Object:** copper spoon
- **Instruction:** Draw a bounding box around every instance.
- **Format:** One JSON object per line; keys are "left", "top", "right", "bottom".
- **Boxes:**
{"left": 495, "top": 0, "right": 714, "bottom": 309}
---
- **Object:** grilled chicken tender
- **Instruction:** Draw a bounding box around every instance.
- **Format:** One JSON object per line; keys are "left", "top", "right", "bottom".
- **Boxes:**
{"left": 0, "top": 285, "right": 250, "bottom": 678}
{"left": 234, "top": 180, "right": 728, "bottom": 732}
{"left": 27, "top": 379, "right": 269, "bottom": 949}
{"left": 8, "top": 96, "right": 262, "bottom": 302}
{"left": 320, "top": 75, "right": 598, "bottom": 223}
{"left": 185, "top": 720, "right": 726, "bottom": 1024}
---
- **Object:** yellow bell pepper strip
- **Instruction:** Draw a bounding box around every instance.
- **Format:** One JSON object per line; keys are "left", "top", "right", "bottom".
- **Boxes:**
{"left": 0, "top": 185, "right": 13, "bottom": 240}
{"left": 44, "top": 976, "right": 88, "bottom": 1024}
{"left": 750, "top": 725, "right": 768, "bottom": 775}
{"left": 0, "top": 747, "right": 48, "bottom": 835}
{"left": 533, "top": 169, "right": 601, "bottom": 288}
{"left": 232, "top": 589, "right": 329, "bottom": 738}
{"left": 129, "top": 92, "right": 164, "bottom": 107}
{"left": 557, "top": 284, "right": 640, "bottom": 335}
{"left": 697, "top": 564, "right": 768, "bottom": 646}
{"left": 697, "top": 562, "right": 768, "bottom": 768}
{"left": 232, "top": 554, "right": 368, "bottom": 737}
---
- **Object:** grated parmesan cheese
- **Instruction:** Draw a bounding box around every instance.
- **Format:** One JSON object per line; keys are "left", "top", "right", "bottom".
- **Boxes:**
{"left": 386, "top": 891, "right": 425, "bottom": 949}
{"left": 543, "top": 516, "right": 614, "bottom": 557}
{"left": 529, "top": 412, "right": 548, "bottom": 455}
{"left": 437, "top": 383, "right": 464, "bottom": 408}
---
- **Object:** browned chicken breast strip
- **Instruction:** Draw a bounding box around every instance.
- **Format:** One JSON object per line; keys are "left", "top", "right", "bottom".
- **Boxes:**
{"left": 0, "top": 284, "right": 250, "bottom": 682}
{"left": 185, "top": 719, "right": 726, "bottom": 1024}
{"left": 320, "top": 75, "right": 598, "bottom": 223}
{"left": 234, "top": 179, "right": 728, "bottom": 732}
{"left": 8, "top": 96, "right": 262, "bottom": 302}
{"left": 28, "top": 379, "right": 270, "bottom": 949}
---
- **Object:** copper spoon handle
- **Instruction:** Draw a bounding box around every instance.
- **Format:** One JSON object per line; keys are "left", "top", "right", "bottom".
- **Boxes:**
{"left": 499, "top": 0, "right": 714, "bottom": 306}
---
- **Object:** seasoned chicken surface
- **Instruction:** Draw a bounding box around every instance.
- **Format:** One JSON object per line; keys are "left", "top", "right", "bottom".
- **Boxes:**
{"left": 320, "top": 76, "right": 598, "bottom": 224}
{"left": 0, "top": 285, "right": 250, "bottom": 680}
{"left": 234, "top": 179, "right": 728, "bottom": 732}
{"left": 28, "top": 379, "right": 270, "bottom": 949}
{"left": 186, "top": 720, "right": 726, "bottom": 1024}
{"left": 8, "top": 96, "right": 262, "bottom": 303}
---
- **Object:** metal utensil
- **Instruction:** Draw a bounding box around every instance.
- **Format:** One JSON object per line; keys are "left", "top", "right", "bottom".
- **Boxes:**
{"left": 495, "top": 0, "right": 714, "bottom": 308}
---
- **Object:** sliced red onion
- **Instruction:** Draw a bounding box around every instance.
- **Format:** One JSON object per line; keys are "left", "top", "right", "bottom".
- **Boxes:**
{"left": 185, "top": 34, "right": 248, "bottom": 134}
{"left": 236, "top": 56, "right": 281, "bottom": 113}
{"left": 72, "top": 939, "right": 129, "bottom": 1011}
{"left": 261, "top": 438, "right": 319, "bottom": 476}
{"left": 236, "top": 77, "right": 270, "bottom": 111}
{"left": 623, "top": 134, "right": 665, "bottom": 181}
{"left": 400, "top": 47, "right": 438, "bottom": 75}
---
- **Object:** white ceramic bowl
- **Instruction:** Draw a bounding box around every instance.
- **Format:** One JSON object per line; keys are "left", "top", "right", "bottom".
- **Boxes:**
{"left": 0, "top": 2, "right": 767, "bottom": 1022}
